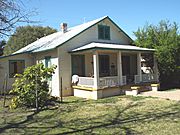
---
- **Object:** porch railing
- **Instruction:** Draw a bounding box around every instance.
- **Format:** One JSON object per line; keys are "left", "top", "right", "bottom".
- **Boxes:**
{"left": 142, "top": 73, "right": 156, "bottom": 82}
{"left": 134, "top": 75, "right": 140, "bottom": 84}
{"left": 78, "top": 77, "right": 94, "bottom": 87}
{"left": 76, "top": 74, "right": 156, "bottom": 89}
{"left": 122, "top": 76, "right": 127, "bottom": 85}
{"left": 134, "top": 73, "right": 156, "bottom": 84}
{"left": 99, "top": 76, "right": 119, "bottom": 88}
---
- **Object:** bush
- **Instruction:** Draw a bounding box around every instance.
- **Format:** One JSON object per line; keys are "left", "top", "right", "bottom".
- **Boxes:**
{"left": 9, "top": 63, "right": 56, "bottom": 109}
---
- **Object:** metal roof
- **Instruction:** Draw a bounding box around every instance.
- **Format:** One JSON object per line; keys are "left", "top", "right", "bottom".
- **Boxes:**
{"left": 14, "top": 16, "right": 108, "bottom": 54}
{"left": 70, "top": 42, "right": 155, "bottom": 52}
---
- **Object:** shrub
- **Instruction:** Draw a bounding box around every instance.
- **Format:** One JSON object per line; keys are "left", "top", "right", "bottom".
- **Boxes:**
{"left": 9, "top": 63, "right": 56, "bottom": 109}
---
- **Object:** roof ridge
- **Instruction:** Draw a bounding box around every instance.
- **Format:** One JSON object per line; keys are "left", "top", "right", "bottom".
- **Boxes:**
{"left": 13, "top": 16, "right": 109, "bottom": 54}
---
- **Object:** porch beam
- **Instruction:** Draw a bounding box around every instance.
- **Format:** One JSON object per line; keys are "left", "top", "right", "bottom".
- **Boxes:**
{"left": 137, "top": 52, "right": 142, "bottom": 82}
{"left": 117, "top": 51, "right": 123, "bottom": 85}
{"left": 93, "top": 51, "right": 99, "bottom": 89}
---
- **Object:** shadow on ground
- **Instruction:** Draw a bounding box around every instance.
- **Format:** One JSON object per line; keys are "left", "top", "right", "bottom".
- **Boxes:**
{"left": 0, "top": 96, "right": 179, "bottom": 134}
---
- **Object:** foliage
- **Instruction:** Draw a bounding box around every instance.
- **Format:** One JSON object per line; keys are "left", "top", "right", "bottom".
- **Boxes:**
{"left": 134, "top": 20, "right": 180, "bottom": 86}
{"left": 9, "top": 63, "right": 57, "bottom": 109}
{"left": 0, "top": 0, "right": 37, "bottom": 38}
{"left": 3, "top": 25, "right": 57, "bottom": 55}
{"left": 0, "top": 40, "right": 6, "bottom": 56}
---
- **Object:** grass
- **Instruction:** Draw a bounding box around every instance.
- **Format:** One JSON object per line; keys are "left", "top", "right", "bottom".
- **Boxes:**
{"left": 0, "top": 95, "right": 180, "bottom": 135}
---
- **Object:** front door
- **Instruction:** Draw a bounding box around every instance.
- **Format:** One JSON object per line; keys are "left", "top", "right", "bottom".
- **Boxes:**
{"left": 99, "top": 55, "right": 110, "bottom": 77}
{"left": 122, "top": 56, "right": 130, "bottom": 76}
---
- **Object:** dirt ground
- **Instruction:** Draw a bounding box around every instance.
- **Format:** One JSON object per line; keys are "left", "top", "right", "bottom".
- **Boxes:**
{"left": 139, "top": 89, "right": 180, "bottom": 101}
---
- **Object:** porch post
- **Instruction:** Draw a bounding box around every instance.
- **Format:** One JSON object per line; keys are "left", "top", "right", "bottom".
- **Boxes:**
{"left": 137, "top": 52, "right": 142, "bottom": 82}
{"left": 153, "top": 55, "right": 159, "bottom": 82}
{"left": 93, "top": 51, "right": 99, "bottom": 89}
{"left": 117, "top": 51, "right": 123, "bottom": 85}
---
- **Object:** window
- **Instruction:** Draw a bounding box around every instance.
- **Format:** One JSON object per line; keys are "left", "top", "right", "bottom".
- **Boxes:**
{"left": 98, "top": 25, "right": 110, "bottom": 40}
{"left": 71, "top": 55, "right": 85, "bottom": 76}
{"left": 99, "top": 55, "right": 110, "bottom": 77}
{"left": 9, "top": 60, "right": 25, "bottom": 78}
{"left": 45, "top": 56, "right": 52, "bottom": 81}
{"left": 45, "top": 56, "right": 51, "bottom": 68}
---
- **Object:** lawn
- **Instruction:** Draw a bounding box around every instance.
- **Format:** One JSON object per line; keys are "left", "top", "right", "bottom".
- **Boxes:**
{"left": 0, "top": 95, "right": 180, "bottom": 135}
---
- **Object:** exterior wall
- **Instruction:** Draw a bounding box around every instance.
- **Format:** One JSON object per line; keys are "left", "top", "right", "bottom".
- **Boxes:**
{"left": 57, "top": 18, "right": 132, "bottom": 96}
{"left": 101, "top": 87, "right": 125, "bottom": 98}
{"left": 0, "top": 54, "right": 34, "bottom": 91}
{"left": 85, "top": 53, "right": 93, "bottom": 77}
{"left": 84, "top": 52, "right": 118, "bottom": 77}
{"left": 74, "top": 87, "right": 125, "bottom": 100}
{"left": 74, "top": 89, "right": 99, "bottom": 100}
{"left": 57, "top": 47, "right": 73, "bottom": 96}
{"left": 34, "top": 50, "right": 60, "bottom": 97}
{"left": 66, "top": 18, "right": 131, "bottom": 52}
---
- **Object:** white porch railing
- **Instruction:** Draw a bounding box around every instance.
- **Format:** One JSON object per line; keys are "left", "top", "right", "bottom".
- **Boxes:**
{"left": 122, "top": 76, "right": 127, "bottom": 85}
{"left": 99, "top": 76, "right": 119, "bottom": 88}
{"left": 76, "top": 74, "right": 156, "bottom": 89}
{"left": 134, "top": 73, "right": 156, "bottom": 83}
{"left": 78, "top": 77, "right": 94, "bottom": 87}
{"left": 134, "top": 75, "right": 140, "bottom": 84}
{"left": 142, "top": 73, "right": 156, "bottom": 82}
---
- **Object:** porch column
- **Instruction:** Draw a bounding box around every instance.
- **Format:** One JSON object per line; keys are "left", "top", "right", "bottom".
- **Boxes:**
{"left": 117, "top": 51, "right": 123, "bottom": 85}
{"left": 93, "top": 51, "right": 99, "bottom": 89}
{"left": 137, "top": 52, "right": 142, "bottom": 82}
{"left": 153, "top": 56, "right": 159, "bottom": 82}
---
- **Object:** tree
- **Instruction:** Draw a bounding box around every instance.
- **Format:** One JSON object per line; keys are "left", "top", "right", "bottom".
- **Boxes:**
{"left": 134, "top": 20, "right": 180, "bottom": 87}
{"left": 9, "top": 63, "right": 57, "bottom": 109}
{"left": 0, "top": 0, "right": 36, "bottom": 38}
{"left": 4, "top": 25, "right": 57, "bottom": 55}
{"left": 0, "top": 40, "right": 6, "bottom": 56}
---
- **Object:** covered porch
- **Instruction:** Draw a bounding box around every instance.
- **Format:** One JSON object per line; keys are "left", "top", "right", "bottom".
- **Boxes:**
{"left": 70, "top": 42, "right": 159, "bottom": 99}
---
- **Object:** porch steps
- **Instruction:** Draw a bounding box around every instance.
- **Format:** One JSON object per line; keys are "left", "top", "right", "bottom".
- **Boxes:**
{"left": 124, "top": 83, "right": 159, "bottom": 96}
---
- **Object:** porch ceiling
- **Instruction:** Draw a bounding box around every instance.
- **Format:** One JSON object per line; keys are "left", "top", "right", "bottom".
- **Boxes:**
{"left": 69, "top": 42, "right": 155, "bottom": 53}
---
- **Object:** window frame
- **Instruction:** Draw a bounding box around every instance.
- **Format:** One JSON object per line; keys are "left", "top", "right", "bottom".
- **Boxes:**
{"left": 45, "top": 56, "right": 52, "bottom": 68}
{"left": 98, "top": 25, "right": 110, "bottom": 40}
{"left": 9, "top": 60, "right": 25, "bottom": 78}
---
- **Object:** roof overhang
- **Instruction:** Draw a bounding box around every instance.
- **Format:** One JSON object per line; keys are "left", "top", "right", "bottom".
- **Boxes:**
{"left": 69, "top": 42, "right": 155, "bottom": 53}
{"left": 0, "top": 51, "right": 32, "bottom": 59}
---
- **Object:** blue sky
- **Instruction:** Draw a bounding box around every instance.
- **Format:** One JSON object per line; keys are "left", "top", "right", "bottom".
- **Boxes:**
{"left": 24, "top": 0, "right": 180, "bottom": 39}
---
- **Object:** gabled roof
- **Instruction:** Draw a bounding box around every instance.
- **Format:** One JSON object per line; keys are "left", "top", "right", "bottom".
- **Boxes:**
{"left": 13, "top": 16, "right": 133, "bottom": 55}
{"left": 70, "top": 42, "right": 155, "bottom": 53}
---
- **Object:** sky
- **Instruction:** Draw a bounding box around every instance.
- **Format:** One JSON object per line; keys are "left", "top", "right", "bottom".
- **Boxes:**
{"left": 23, "top": 0, "right": 180, "bottom": 39}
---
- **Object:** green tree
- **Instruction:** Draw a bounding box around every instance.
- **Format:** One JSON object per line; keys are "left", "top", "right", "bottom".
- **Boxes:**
{"left": 134, "top": 20, "right": 180, "bottom": 87}
{"left": 4, "top": 25, "right": 57, "bottom": 55}
{"left": 0, "top": 40, "right": 6, "bottom": 56}
{"left": 9, "top": 63, "right": 57, "bottom": 109}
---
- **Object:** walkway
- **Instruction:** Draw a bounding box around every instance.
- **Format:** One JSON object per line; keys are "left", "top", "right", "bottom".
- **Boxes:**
{"left": 139, "top": 89, "right": 180, "bottom": 101}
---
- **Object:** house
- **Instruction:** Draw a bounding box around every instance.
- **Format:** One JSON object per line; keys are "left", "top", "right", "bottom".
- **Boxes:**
{"left": 0, "top": 16, "right": 159, "bottom": 99}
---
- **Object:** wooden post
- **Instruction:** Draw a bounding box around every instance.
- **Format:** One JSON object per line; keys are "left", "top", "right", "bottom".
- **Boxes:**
{"left": 3, "top": 74, "right": 8, "bottom": 107}
{"left": 137, "top": 52, "right": 142, "bottom": 82}
{"left": 117, "top": 51, "right": 123, "bottom": 86}
{"left": 93, "top": 51, "right": 99, "bottom": 90}
{"left": 35, "top": 74, "right": 38, "bottom": 111}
